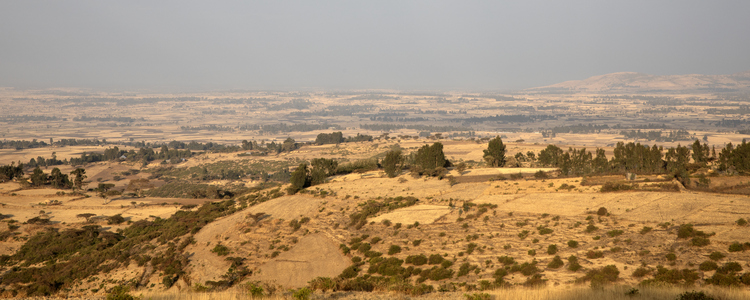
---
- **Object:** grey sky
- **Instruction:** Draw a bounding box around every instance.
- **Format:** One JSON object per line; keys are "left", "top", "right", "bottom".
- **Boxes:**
{"left": 1, "top": 1, "right": 749, "bottom": 91}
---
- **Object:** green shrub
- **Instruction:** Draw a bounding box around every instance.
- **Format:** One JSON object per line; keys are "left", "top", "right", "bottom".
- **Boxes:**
{"left": 699, "top": 261, "right": 718, "bottom": 271}
{"left": 691, "top": 237, "right": 710, "bottom": 247}
{"left": 567, "top": 256, "right": 582, "bottom": 272}
{"left": 211, "top": 244, "right": 230, "bottom": 256}
{"left": 106, "top": 285, "right": 136, "bottom": 300}
{"left": 708, "top": 252, "right": 725, "bottom": 261}
{"left": 586, "top": 250, "right": 603, "bottom": 259}
{"left": 585, "top": 224, "right": 599, "bottom": 233}
{"left": 547, "top": 244, "right": 558, "bottom": 255}
{"left": 292, "top": 287, "right": 312, "bottom": 300}
{"left": 728, "top": 242, "right": 750, "bottom": 252}
{"left": 428, "top": 254, "right": 444, "bottom": 265}
{"left": 665, "top": 253, "right": 677, "bottom": 261}
{"left": 606, "top": 230, "right": 624, "bottom": 237}
{"left": 465, "top": 292, "right": 491, "bottom": 300}
{"left": 737, "top": 218, "right": 748, "bottom": 226}
{"left": 406, "top": 254, "right": 428, "bottom": 266}
{"left": 576, "top": 265, "right": 619, "bottom": 287}
{"left": 497, "top": 256, "right": 515, "bottom": 266}
{"left": 640, "top": 226, "right": 652, "bottom": 234}
{"left": 388, "top": 245, "right": 402, "bottom": 255}
{"left": 631, "top": 267, "right": 651, "bottom": 277}
{"left": 547, "top": 256, "right": 564, "bottom": 269}
{"left": 675, "top": 291, "right": 716, "bottom": 300}
{"left": 567, "top": 240, "right": 579, "bottom": 248}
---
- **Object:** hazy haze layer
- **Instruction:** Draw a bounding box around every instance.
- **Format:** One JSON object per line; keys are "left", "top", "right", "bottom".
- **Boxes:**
{"left": 1, "top": 1, "right": 749, "bottom": 90}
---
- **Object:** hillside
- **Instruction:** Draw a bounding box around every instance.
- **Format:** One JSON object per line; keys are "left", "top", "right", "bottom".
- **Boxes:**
{"left": 528, "top": 71, "right": 750, "bottom": 94}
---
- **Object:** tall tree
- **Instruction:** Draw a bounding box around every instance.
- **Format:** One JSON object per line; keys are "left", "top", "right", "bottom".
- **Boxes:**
{"left": 381, "top": 150, "right": 403, "bottom": 178}
{"left": 70, "top": 168, "right": 87, "bottom": 190}
{"left": 30, "top": 167, "right": 48, "bottom": 186}
{"left": 288, "top": 163, "right": 310, "bottom": 194}
{"left": 415, "top": 142, "right": 447, "bottom": 171}
{"left": 483, "top": 136, "right": 506, "bottom": 167}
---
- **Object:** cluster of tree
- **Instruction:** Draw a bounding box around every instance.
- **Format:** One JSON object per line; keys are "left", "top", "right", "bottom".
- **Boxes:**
{"left": 27, "top": 167, "right": 86, "bottom": 189}
{"left": 314, "top": 132, "right": 374, "bottom": 145}
{"left": 546, "top": 124, "right": 609, "bottom": 134}
{"left": 0, "top": 138, "right": 109, "bottom": 150}
{"left": 359, "top": 123, "right": 472, "bottom": 133}
{"left": 0, "top": 163, "right": 24, "bottom": 182}
{"left": 717, "top": 139, "right": 750, "bottom": 173}
{"left": 257, "top": 123, "right": 343, "bottom": 134}
{"left": 264, "top": 99, "right": 312, "bottom": 111}
{"left": 180, "top": 124, "right": 235, "bottom": 132}
{"left": 0, "top": 115, "right": 61, "bottom": 124}
{"left": 67, "top": 145, "right": 193, "bottom": 166}
{"left": 73, "top": 116, "right": 138, "bottom": 122}
{"left": 620, "top": 130, "right": 693, "bottom": 142}
{"left": 287, "top": 158, "right": 339, "bottom": 194}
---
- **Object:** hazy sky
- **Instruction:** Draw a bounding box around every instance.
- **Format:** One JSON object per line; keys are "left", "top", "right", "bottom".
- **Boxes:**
{"left": 1, "top": 1, "right": 749, "bottom": 91}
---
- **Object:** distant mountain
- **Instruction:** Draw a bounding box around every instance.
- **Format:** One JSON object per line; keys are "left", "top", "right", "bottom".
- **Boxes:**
{"left": 527, "top": 71, "right": 750, "bottom": 93}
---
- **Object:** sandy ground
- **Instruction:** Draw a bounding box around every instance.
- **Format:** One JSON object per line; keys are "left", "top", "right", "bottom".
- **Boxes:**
{"left": 250, "top": 233, "right": 350, "bottom": 288}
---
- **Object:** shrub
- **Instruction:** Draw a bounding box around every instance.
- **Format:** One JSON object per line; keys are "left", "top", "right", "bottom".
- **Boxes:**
{"left": 533, "top": 170, "right": 548, "bottom": 179}
{"left": 518, "top": 230, "right": 530, "bottom": 240}
{"left": 585, "top": 224, "right": 599, "bottom": 233}
{"left": 586, "top": 250, "right": 604, "bottom": 259}
{"left": 640, "top": 226, "right": 652, "bottom": 234}
{"left": 465, "top": 292, "right": 491, "bottom": 300}
{"left": 699, "top": 261, "right": 718, "bottom": 271}
{"left": 577, "top": 265, "right": 619, "bottom": 287}
{"left": 497, "top": 256, "right": 515, "bottom": 266}
{"left": 675, "top": 291, "right": 716, "bottom": 300}
{"left": 728, "top": 242, "right": 747, "bottom": 252}
{"left": 428, "top": 254, "right": 444, "bottom": 265}
{"left": 537, "top": 226, "right": 553, "bottom": 235}
{"left": 211, "top": 244, "right": 230, "bottom": 256}
{"left": 567, "top": 256, "right": 582, "bottom": 272}
{"left": 547, "top": 244, "right": 558, "bottom": 255}
{"left": 708, "top": 252, "right": 725, "bottom": 261}
{"left": 106, "top": 285, "right": 136, "bottom": 300}
{"left": 388, "top": 245, "right": 402, "bottom": 255}
{"left": 597, "top": 207, "right": 608, "bottom": 216}
{"left": 737, "top": 218, "right": 748, "bottom": 226}
{"left": 606, "top": 230, "right": 624, "bottom": 237}
{"left": 665, "top": 253, "right": 677, "bottom": 261}
{"left": 600, "top": 182, "right": 633, "bottom": 192}
{"left": 405, "top": 254, "right": 428, "bottom": 266}
{"left": 547, "top": 256, "right": 564, "bottom": 269}
{"left": 567, "top": 240, "right": 579, "bottom": 248}
{"left": 292, "top": 287, "right": 311, "bottom": 300}
{"left": 691, "top": 237, "right": 710, "bottom": 247}
{"left": 457, "top": 262, "right": 479, "bottom": 277}
{"left": 631, "top": 267, "right": 651, "bottom": 277}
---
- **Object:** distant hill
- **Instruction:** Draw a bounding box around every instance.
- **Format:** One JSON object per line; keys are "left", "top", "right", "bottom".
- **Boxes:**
{"left": 528, "top": 71, "right": 750, "bottom": 93}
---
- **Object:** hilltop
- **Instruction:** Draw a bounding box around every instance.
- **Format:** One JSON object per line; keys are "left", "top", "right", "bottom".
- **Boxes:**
{"left": 527, "top": 71, "right": 750, "bottom": 94}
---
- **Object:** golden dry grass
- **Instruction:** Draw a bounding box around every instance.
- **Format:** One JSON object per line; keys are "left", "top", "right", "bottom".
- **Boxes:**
{"left": 136, "top": 285, "right": 750, "bottom": 300}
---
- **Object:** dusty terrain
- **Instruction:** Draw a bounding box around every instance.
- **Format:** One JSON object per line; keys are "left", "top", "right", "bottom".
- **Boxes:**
{"left": 1, "top": 84, "right": 750, "bottom": 299}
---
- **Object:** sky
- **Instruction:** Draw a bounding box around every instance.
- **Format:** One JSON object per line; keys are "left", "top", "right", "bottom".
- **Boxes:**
{"left": 1, "top": 1, "right": 749, "bottom": 91}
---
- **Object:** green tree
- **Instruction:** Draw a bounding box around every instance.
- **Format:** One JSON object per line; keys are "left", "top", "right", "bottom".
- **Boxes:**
{"left": 310, "top": 158, "right": 337, "bottom": 185}
{"left": 30, "top": 167, "right": 48, "bottom": 186}
{"left": 70, "top": 168, "right": 87, "bottom": 190}
{"left": 538, "top": 145, "right": 564, "bottom": 167}
{"left": 381, "top": 150, "right": 403, "bottom": 177}
{"left": 289, "top": 164, "right": 310, "bottom": 194}
{"left": 414, "top": 142, "right": 448, "bottom": 175}
{"left": 49, "top": 167, "right": 71, "bottom": 189}
{"left": 97, "top": 183, "right": 115, "bottom": 198}
{"left": 483, "top": 136, "right": 506, "bottom": 167}
{"left": 691, "top": 140, "right": 709, "bottom": 166}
